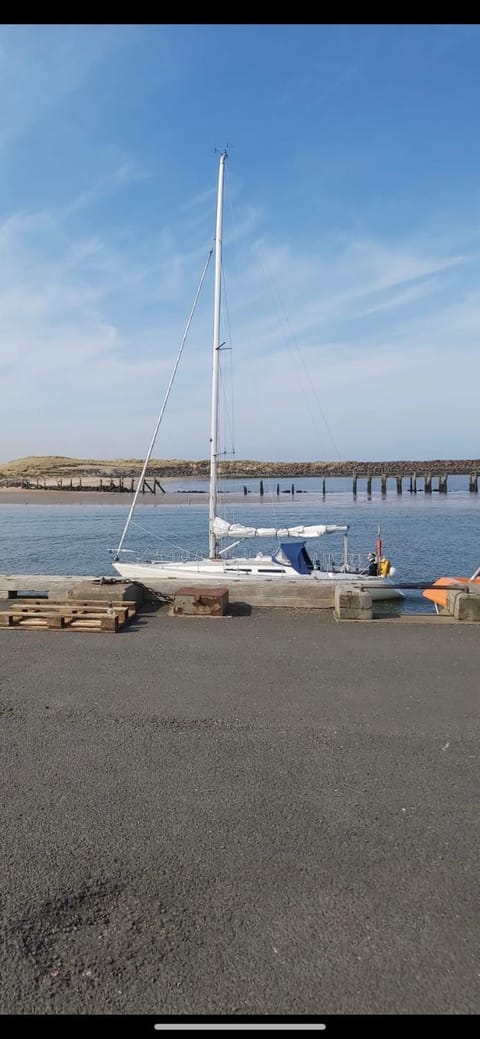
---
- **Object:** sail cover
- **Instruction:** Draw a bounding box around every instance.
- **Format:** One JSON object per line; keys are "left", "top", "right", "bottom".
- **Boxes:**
{"left": 272, "top": 542, "right": 313, "bottom": 573}
{"left": 212, "top": 517, "right": 349, "bottom": 539}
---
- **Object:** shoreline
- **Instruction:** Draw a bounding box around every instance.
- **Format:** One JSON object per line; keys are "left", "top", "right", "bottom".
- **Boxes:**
{"left": 0, "top": 488, "right": 288, "bottom": 507}
{"left": 0, "top": 486, "right": 477, "bottom": 507}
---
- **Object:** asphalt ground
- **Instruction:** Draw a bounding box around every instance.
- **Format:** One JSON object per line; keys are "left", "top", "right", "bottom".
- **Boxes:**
{"left": 1, "top": 606, "right": 479, "bottom": 1015}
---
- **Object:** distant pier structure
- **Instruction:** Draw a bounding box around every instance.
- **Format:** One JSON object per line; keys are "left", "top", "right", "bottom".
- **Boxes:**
{"left": 275, "top": 462, "right": 479, "bottom": 497}
{"left": 347, "top": 467, "right": 478, "bottom": 496}
{"left": 2, "top": 460, "right": 480, "bottom": 496}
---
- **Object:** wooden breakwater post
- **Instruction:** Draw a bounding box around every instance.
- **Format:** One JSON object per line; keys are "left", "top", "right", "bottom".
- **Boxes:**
{"left": 439, "top": 474, "right": 448, "bottom": 494}
{"left": 470, "top": 474, "right": 478, "bottom": 493}
{"left": 322, "top": 478, "right": 326, "bottom": 495}
{"left": 424, "top": 474, "right": 432, "bottom": 494}
{"left": 366, "top": 475, "right": 372, "bottom": 496}
{"left": 141, "top": 478, "right": 166, "bottom": 495}
{"left": 381, "top": 474, "right": 387, "bottom": 496}
{"left": 396, "top": 475, "right": 402, "bottom": 494}
{"left": 352, "top": 471, "right": 357, "bottom": 496}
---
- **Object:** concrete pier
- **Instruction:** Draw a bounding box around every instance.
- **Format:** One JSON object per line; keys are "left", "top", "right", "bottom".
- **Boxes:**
{"left": 2, "top": 574, "right": 480, "bottom": 621}
{"left": 0, "top": 573, "right": 337, "bottom": 610}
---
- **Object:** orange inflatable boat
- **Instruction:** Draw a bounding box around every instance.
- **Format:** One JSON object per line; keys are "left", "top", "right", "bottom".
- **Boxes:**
{"left": 423, "top": 575, "right": 480, "bottom": 610}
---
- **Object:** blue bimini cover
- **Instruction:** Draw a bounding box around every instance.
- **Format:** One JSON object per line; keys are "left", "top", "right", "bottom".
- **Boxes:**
{"left": 271, "top": 541, "right": 313, "bottom": 574}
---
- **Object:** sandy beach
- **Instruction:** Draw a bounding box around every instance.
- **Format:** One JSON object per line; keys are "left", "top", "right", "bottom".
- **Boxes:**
{"left": 0, "top": 487, "right": 307, "bottom": 507}
{"left": 0, "top": 488, "right": 261, "bottom": 507}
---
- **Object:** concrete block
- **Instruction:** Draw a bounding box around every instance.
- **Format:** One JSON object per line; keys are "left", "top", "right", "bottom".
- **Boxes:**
{"left": 334, "top": 585, "right": 373, "bottom": 621}
{"left": 452, "top": 592, "right": 480, "bottom": 621}
{"left": 446, "top": 590, "right": 462, "bottom": 616}
{"left": 0, "top": 575, "right": 91, "bottom": 598}
{"left": 61, "top": 580, "right": 145, "bottom": 605}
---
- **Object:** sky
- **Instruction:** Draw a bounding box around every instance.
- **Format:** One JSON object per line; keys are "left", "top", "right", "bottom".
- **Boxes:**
{"left": 1, "top": 23, "right": 480, "bottom": 464}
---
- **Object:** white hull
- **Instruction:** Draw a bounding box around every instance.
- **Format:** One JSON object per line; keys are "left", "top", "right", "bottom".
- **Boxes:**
{"left": 112, "top": 558, "right": 404, "bottom": 601}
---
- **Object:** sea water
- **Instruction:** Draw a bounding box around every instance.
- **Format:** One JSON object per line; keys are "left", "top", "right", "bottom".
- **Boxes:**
{"left": 0, "top": 476, "right": 479, "bottom": 614}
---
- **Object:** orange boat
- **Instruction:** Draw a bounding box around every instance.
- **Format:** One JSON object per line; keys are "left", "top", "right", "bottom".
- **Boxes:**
{"left": 423, "top": 568, "right": 480, "bottom": 611}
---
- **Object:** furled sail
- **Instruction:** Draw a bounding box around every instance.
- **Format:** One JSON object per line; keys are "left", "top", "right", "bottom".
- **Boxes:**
{"left": 212, "top": 517, "right": 349, "bottom": 539}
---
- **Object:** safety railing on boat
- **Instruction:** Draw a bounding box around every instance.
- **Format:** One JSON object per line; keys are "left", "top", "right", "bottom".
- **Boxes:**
{"left": 314, "top": 551, "right": 365, "bottom": 572}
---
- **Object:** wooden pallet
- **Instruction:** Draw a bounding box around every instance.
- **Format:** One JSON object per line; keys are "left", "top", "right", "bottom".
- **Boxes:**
{"left": 0, "top": 598, "right": 137, "bottom": 633}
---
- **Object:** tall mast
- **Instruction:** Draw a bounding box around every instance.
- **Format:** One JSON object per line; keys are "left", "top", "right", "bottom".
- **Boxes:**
{"left": 208, "top": 149, "right": 227, "bottom": 559}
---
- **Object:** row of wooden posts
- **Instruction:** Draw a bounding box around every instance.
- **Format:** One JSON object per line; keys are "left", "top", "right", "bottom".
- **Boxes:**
{"left": 18, "top": 472, "right": 480, "bottom": 495}
{"left": 255, "top": 474, "right": 479, "bottom": 495}
{"left": 26, "top": 477, "right": 166, "bottom": 493}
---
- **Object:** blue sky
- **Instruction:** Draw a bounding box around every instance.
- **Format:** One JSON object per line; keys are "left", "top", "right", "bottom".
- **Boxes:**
{"left": 1, "top": 23, "right": 480, "bottom": 463}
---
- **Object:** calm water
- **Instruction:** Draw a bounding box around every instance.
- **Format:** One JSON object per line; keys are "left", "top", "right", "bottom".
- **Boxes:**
{"left": 1, "top": 476, "right": 479, "bottom": 614}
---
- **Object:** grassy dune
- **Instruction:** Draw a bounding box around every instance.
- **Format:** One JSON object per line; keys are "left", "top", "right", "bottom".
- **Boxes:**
{"left": 1, "top": 455, "right": 480, "bottom": 482}
{"left": 0, "top": 456, "right": 204, "bottom": 479}
{"left": 0, "top": 455, "right": 334, "bottom": 479}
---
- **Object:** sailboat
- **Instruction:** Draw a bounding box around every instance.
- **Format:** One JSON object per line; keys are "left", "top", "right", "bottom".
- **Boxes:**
{"left": 112, "top": 151, "right": 403, "bottom": 602}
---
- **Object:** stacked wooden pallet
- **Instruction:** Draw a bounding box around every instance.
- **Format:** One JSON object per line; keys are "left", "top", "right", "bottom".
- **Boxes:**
{"left": 0, "top": 598, "right": 137, "bottom": 633}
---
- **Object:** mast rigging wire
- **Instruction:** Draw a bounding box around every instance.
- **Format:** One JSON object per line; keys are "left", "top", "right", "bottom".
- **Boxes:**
{"left": 114, "top": 247, "right": 214, "bottom": 560}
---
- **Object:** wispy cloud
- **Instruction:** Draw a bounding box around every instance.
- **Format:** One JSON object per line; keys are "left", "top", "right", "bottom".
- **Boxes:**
{"left": 0, "top": 25, "right": 137, "bottom": 147}
{"left": 2, "top": 187, "right": 478, "bottom": 461}
{"left": 353, "top": 277, "right": 440, "bottom": 318}
{"left": 1, "top": 25, "right": 480, "bottom": 460}
{"left": 63, "top": 160, "right": 154, "bottom": 218}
